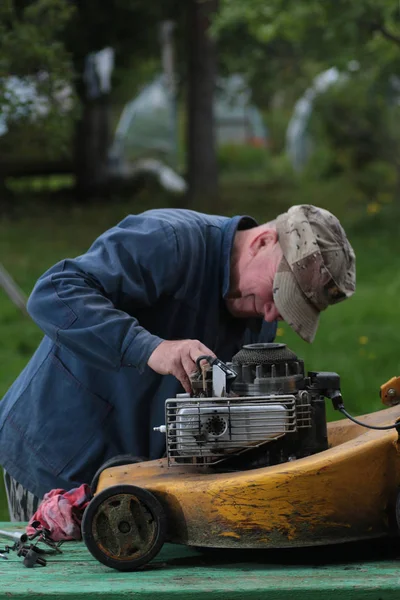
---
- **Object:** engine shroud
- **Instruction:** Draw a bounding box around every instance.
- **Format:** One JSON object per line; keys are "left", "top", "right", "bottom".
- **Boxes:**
{"left": 164, "top": 343, "right": 329, "bottom": 468}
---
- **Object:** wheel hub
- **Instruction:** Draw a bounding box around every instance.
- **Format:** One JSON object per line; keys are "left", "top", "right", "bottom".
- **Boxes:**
{"left": 92, "top": 492, "right": 156, "bottom": 559}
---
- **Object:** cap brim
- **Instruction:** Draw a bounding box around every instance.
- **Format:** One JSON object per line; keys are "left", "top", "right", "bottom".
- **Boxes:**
{"left": 273, "top": 268, "right": 320, "bottom": 343}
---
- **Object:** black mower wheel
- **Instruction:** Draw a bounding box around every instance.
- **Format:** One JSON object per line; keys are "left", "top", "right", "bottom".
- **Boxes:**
{"left": 90, "top": 454, "right": 146, "bottom": 493}
{"left": 81, "top": 484, "right": 166, "bottom": 571}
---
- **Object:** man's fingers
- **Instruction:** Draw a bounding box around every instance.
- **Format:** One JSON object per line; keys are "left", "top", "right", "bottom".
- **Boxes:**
{"left": 147, "top": 339, "right": 217, "bottom": 392}
{"left": 180, "top": 344, "right": 215, "bottom": 391}
{"left": 180, "top": 343, "right": 214, "bottom": 380}
{"left": 195, "top": 342, "right": 216, "bottom": 358}
{"left": 182, "top": 355, "right": 198, "bottom": 381}
{"left": 189, "top": 344, "right": 216, "bottom": 371}
{"left": 174, "top": 366, "right": 192, "bottom": 393}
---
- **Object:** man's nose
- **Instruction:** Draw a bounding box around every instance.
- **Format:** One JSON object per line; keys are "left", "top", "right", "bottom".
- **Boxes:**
{"left": 263, "top": 303, "right": 281, "bottom": 322}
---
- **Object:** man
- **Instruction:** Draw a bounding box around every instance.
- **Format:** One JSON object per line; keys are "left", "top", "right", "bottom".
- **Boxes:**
{"left": 0, "top": 204, "right": 355, "bottom": 520}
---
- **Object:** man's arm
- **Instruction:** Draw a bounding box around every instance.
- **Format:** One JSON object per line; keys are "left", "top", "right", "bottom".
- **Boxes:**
{"left": 27, "top": 216, "right": 214, "bottom": 389}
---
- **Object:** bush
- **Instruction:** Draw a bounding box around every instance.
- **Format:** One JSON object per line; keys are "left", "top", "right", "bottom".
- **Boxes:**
{"left": 305, "top": 72, "right": 400, "bottom": 209}
{"left": 218, "top": 143, "right": 270, "bottom": 174}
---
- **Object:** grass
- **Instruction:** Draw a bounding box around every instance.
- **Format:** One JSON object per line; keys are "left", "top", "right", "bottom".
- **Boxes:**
{"left": 1, "top": 179, "right": 400, "bottom": 520}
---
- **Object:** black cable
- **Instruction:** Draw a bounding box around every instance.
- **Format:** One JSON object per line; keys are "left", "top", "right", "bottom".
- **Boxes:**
{"left": 339, "top": 407, "right": 400, "bottom": 430}
{"left": 195, "top": 355, "right": 215, "bottom": 372}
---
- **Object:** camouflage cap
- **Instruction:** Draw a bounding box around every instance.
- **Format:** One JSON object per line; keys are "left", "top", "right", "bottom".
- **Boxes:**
{"left": 273, "top": 205, "right": 356, "bottom": 343}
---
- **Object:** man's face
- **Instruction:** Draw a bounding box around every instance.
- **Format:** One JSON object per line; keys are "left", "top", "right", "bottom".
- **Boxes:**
{"left": 226, "top": 232, "right": 283, "bottom": 322}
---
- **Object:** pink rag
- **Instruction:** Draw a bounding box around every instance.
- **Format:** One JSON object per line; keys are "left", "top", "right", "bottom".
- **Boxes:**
{"left": 26, "top": 484, "right": 92, "bottom": 541}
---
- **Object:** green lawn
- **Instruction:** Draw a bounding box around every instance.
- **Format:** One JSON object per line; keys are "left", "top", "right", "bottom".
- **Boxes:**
{"left": 1, "top": 186, "right": 400, "bottom": 520}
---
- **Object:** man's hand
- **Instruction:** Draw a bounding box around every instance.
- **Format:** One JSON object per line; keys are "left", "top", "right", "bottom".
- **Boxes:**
{"left": 148, "top": 340, "right": 216, "bottom": 393}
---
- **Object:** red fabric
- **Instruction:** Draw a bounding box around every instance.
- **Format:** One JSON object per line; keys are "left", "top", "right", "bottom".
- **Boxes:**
{"left": 26, "top": 484, "right": 92, "bottom": 541}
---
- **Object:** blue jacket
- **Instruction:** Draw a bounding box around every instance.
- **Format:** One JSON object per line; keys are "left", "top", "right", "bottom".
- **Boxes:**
{"left": 0, "top": 209, "right": 276, "bottom": 498}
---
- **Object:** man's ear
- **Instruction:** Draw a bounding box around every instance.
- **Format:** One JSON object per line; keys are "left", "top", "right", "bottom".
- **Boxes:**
{"left": 249, "top": 228, "right": 278, "bottom": 256}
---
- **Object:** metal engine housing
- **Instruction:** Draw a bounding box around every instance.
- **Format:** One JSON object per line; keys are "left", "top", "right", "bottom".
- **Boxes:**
{"left": 158, "top": 343, "right": 329, "bottom": 469}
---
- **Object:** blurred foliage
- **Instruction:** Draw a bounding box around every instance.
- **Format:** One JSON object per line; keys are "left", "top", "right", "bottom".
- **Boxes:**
{"left": 0, "top": 0, "right": 75, "bottom": 76}
{"left": 215, "top": 0, "right": 400, "bottom": 122}
{"left": 216, "top": 0, "right": 400, "bottom": 67}
{"left": 0, "top": 0, "right": 181, "bottom": 89}
{"left": 63, "top": 1, "right": 177, "bottom": 86}
{"left": 264, "top": 108, "right": 292, "bottom": 154}
{"left": 0, "top": 0, "right": 184, "bottom": 165}
{"left": 0, "top": 0, "right": 78, "bottom": 157}
{"left": 218, "top": 143, "right": 269, "bottom": 173}
{"left": 0, "top": 111, "right": 75, "bottom": 162}
{"left": 303, "top": 71, "right": 400, "bottom": 208}
{"left": 217, "top": 23, "right": 318, "bottom": 108}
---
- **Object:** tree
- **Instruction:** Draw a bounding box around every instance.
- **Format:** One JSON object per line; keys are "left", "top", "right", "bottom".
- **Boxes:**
{"left": 215, "top": 0, "right": 400, "bottom": 203}
{"left": 216, "top": 0, "right": 400, "bottom": 69}
{"left": 0, "top": 0, "right": 76, "bottom": 205}
{"left": 214, "top": 0, "right": 400, "bottom": 112}
{"left": 0, "top": 0, "right": 76, "bottom": 115}
{"left": 63, "top": 1, "right": 170, "bottom": 196}
{"left": 186, "top": 0, "right": 219, "bottom": 207}
{"left": 0, "top": 1, "right": 174, "bottom": 195}
{"left": 65, "top": 0, "right": 220, "bottom": 202}
{"left": 1, "top": 0, "right": 221, "bottom": 204}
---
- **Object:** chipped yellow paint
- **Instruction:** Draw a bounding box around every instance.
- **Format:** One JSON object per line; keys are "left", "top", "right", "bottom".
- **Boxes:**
{"left": 96, "top": 404, "right": 400, "bottom": 549}
{"left": 220, "top": 532, "right": 241, "bottom": 539}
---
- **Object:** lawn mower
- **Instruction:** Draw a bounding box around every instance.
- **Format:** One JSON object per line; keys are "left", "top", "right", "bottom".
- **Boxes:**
{"left": 81, "top": 343, "right": 400, "bottom": 571}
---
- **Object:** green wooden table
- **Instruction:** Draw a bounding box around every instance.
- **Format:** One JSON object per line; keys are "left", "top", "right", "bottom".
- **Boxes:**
{"left": 1, "top": 522, "right": 400, "bottom": 599}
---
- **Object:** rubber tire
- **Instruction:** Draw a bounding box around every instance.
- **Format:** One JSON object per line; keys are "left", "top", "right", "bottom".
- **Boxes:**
{"left": 82, "top": 484, "right": 166, "bottom": 571}
{"left": 90, "top": 454, "right": 147, "bottom": 493}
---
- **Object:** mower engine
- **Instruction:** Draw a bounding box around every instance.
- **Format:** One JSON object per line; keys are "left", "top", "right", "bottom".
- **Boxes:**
{"left": 155, "top": 343, "right": 341, "bottom": 470}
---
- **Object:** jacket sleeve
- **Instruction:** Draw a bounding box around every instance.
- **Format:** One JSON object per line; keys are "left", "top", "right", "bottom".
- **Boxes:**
{"left": 27, "top": 216, "right": 180, "bottom": 372}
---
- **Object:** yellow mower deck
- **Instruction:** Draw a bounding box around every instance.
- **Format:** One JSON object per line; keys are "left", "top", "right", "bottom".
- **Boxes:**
{"left": 96, "top": 404, "right": 400, "bottom": 548}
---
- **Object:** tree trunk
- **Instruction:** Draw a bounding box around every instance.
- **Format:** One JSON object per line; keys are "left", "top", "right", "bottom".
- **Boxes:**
{"left": 186, "top": 0, "right": 219, "bottom": 210}
{"left": 73, "top": 95, "right": 111, "bottom": 199}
